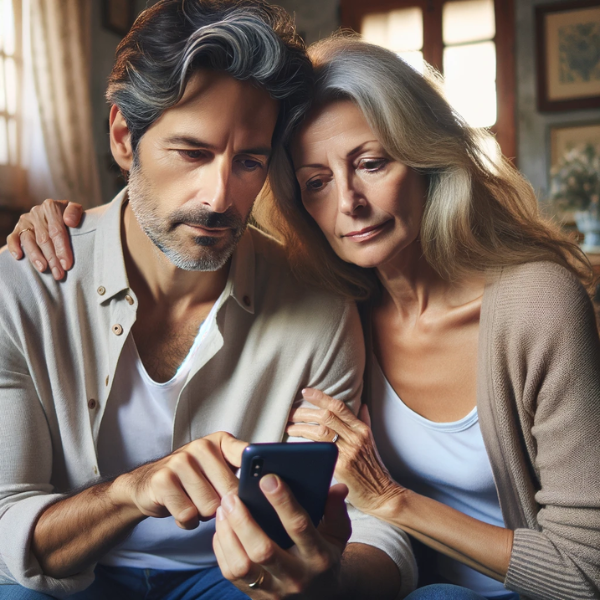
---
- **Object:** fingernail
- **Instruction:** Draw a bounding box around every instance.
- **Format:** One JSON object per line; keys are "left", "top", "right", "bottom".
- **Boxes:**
{"left": 260, "top": 474, "right": 278, "bottom": 493}
{"left": 216, "top": 506, "right": 225, "bottom": 521}
{"left": 60, "top": 260, "right": 67, "bottom": 269}
{"left": 221, "top": 494, "right": 236, "bottom": 514}
{"left": 11, "top": 252, "right": 18, "bottom": 259}
{"left": 302, "top": 388, "right": 315, "bottom": 398}
{"left": 52, "top": 267, "right": 61, "bottom": 279}
{"left": 35, "top": 261, "right": 44, "bottom": 272}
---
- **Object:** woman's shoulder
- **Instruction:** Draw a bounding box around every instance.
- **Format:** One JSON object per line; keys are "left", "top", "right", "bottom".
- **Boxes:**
{"left": 484, "top": 260, "right": 595, "bottom": 338}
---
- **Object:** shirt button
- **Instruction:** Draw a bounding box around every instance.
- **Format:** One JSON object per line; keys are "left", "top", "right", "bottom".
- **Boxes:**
{"left": 125, "top": 294, "right": 134, "bottom": 305}
{"left": 112, "top": 324, "right": 123, "bottom": 336}
{"left": 105, "top": 375, "right": 109, "bottom": 386}
{"left": 243, "top": 295, "right": 251, "bottom": 307}
{"left": 93, "top": 466, "right": 98, "bottom": 475}
{"left": 88, "top": 398, "right": 97, "bottom": 410}
{"left": 97, "top": 286, "right": 106, "bottom": 296}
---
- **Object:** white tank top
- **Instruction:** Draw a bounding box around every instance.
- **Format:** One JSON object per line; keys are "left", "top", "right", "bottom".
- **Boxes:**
{"left": 97, "top": 301, "right": 221, "bottom": 570}
{"left": 370, "top": 358, "right": 508, "bottom": 597}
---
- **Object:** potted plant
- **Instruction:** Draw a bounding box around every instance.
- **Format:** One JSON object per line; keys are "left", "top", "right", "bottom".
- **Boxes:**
{"left": 550, "top": 143, "right": 600, "bottom": 251}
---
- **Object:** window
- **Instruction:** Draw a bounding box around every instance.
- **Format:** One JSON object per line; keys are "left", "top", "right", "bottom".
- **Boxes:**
{"left": 341, "top": 0, "right": 516, "bottom": 160}
{"left": 0, "top": 0, "right": 20, "bottom": 166}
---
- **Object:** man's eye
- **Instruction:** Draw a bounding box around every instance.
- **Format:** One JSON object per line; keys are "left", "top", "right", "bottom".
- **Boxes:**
{"left": 179, "top": 150, "right": 206, "bottom": 160}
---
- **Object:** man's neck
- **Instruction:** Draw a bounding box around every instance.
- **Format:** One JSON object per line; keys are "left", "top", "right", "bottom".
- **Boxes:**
{"left": 122, "top": 202, "right": 229, "bottom": 310}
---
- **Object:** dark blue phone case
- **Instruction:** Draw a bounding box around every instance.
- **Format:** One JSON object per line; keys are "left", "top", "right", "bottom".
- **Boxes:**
{"left": 238, "top": 442, "right": 338, "bottom": 549}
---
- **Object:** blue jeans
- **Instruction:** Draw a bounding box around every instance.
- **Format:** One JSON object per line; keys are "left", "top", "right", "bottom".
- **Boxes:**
{"left": 0, "top": 564, "right": 249, "bottom": 599}
{"left": 405, "top": 585, "right": 519, "bottom": 600}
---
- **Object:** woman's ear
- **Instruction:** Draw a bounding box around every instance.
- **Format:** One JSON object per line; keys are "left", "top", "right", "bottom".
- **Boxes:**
{"left": 109, "top": 105, "right": 134, "bottom": 172}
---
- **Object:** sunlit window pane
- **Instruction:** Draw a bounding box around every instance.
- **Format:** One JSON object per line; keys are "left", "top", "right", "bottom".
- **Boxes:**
{"left": 398, "top": 51, "right": 425, "bottom": 74}
{"left": 5, "top": 55, "right": 16, "bottom": 115}
{"left": 444, "top": 41, "right": 497, "bottom": 127}
{"left": 0, "top": 116, "right": 8, "bottom": 164}
{"left": 8, "top": 116, "right": 16, "bottom": 164}
{"left": 443, "top": 0, "right": 495, "bottom": 45}
{"left": 1, "top": 0, "right": 16, "bottom": 56}
{"left": 362, "top": 7, "right": 423, "bottom": 53}
{"left": 0, "top": 57, "right": 5, "bottom": 113}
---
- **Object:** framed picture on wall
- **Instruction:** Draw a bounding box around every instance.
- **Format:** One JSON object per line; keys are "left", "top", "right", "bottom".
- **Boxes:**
{"left": 536, "top": 0, "right": 600, "bottom": 111}
{"left": 550, "top": 121, "right": 600, "bottom": 167}
{"left": 102, "top": 0, "right": 136, "bottom": 37}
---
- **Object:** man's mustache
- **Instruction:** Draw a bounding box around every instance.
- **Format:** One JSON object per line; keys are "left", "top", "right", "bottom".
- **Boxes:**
{"left": 170, "top": 206, "right": 245, "bottom": 231}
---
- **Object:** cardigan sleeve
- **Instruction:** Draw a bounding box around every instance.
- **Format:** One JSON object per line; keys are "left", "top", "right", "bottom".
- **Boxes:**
{"left": 491, "top": 263, "right": 600, "bottom": 600}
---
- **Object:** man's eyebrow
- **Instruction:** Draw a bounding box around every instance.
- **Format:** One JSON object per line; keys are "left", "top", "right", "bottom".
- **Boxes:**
{"left": 165, "top": 136, "right": 272, "bottom": 157}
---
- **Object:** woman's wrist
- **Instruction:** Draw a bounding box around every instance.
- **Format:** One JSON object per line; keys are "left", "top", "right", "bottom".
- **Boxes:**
{"left": 364, "top": 482, "right": 412, "bottom": 526}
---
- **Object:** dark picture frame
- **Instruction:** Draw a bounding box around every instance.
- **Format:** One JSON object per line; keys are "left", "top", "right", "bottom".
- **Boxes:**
{"left": 536, "top": 0, "right": 600, "bottom": 112}
{"left": 102, "top": 0, "right": 136, "bottom": 37}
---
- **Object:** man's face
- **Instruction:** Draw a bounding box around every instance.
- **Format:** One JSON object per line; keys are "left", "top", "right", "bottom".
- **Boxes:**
{"left": 126, "top": 69, "right": 279, "bottom": 271}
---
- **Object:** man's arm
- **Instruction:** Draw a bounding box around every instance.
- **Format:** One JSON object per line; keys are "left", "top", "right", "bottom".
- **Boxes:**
{"left": 31, "top": 432, "right": 247, "bottom": 578}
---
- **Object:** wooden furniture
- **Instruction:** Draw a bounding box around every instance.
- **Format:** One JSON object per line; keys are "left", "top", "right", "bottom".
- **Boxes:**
{"left": 0, "top": 205, "right": 26, "bottom": 248}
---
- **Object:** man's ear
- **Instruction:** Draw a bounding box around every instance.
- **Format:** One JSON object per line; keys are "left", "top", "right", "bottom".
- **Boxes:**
{"left": 109, "top": 105, "right": 134, "bottom": 172}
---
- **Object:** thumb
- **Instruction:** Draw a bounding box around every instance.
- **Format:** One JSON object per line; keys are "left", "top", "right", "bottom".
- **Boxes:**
{"left": 318, "top": 483, "right": 351, "bottom": 549}
{"left": 358, "top": 403, "right": 371, "bottom": 427}
{"left": 64, "top": 202, "right": 84, "bottom": 227}
{"left": 219, "top": 433, "right": 249, "bottom": 469}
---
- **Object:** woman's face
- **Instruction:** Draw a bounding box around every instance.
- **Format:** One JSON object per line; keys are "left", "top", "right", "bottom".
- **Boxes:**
{"left": 291, "top": 100, "right": 427, "bottom": 269}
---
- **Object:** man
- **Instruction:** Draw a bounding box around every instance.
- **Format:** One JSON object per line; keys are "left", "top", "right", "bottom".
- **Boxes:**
{"left": 0, "top": 1, "right": 416, "bottom": 598}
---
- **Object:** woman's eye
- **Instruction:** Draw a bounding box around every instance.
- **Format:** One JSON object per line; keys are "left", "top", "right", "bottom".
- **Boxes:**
{"left": 305, "top": 178, "right": 325, "bottom": 192}
{"left": 239, "top": 159, "right": 263, "bottom": 171}
{"left": 359, "top": 158, "right": 388, "bottom": 172}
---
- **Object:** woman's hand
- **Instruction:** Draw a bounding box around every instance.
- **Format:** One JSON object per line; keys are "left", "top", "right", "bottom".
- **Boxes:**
{"left": 7, "top": 199, "right": 83, "bottom": 280}
{"left": 213, "top": 475, "right": 351, "bottom": 599}
{"left": 287, "top": 389, "right": 405, "bottom": 518}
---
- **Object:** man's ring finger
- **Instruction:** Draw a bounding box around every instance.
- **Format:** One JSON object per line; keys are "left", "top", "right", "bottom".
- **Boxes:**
{"left": 331, "top": 433, "right": 339, "bottom": 443}
{"left": 248, "top": 569, "right": 266, "bottom": 589}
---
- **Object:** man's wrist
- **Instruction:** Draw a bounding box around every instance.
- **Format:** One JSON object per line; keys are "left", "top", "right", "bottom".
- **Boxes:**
{"left": 106, "top": 474, "right": 146, "bottom": 524}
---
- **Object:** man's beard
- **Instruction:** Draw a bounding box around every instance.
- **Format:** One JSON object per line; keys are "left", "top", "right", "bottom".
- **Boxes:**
{"left": 127, "top": 157, "right": 250, "bottom": 272}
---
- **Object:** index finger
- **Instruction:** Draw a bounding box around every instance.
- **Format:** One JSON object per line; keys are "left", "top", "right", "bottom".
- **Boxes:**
{"left": 299, "top": 389, "right": 358, "bottom": 422}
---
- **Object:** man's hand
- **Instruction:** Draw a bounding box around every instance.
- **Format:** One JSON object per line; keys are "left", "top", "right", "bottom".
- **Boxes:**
{"left": 7, "top": 199, "right": 82, "bottom": 280}
{"left": 213, "top": 476, "right": 351, "bottom": 599}
{"left": 33, "top": 431, "right": 248, "bottom": 578}
{"left": 111, "top": 431, "right": 248, "bottom": 530}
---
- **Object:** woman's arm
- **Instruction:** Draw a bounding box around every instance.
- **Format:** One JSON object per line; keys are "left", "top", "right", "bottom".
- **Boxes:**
{"left": 287, "top": 390, "right": 513, "bottom": 581}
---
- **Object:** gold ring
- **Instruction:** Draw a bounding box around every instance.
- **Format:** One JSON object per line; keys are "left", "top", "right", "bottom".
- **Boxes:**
{"left": 248, "top": 570, "right": 265, "bottom": 589}
{"left": 18, "top": 227, "right": 34, "bottom": 238}
{"left": 331, "top": 433, "right": 339, "bottom": 443}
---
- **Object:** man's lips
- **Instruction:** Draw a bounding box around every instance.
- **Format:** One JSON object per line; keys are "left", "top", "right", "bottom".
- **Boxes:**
{"left": 182, "top": 223, "right": 231, "bottom": 235}
{"left": 342, "top": 220, "right": 391, "bottom": 241}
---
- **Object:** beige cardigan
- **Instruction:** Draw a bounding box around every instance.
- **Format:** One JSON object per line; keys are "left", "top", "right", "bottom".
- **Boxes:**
{"left": 363, "top": 260, "right": 600, "bottom": 599}
{"left": 477, "top": 262, "right": 600, "bottom": 599}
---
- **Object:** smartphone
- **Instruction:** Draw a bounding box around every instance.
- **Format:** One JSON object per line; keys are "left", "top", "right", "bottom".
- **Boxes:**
{"left": 238, "top": 442, "right": 338, "bottom": 549}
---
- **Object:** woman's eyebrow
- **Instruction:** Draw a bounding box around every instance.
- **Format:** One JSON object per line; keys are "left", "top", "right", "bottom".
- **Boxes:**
{"left": 295, "top": 140, "right": 381, "bottom": 172}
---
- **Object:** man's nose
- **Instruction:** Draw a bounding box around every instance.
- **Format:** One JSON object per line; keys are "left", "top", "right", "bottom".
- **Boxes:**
{"left": 199, "top": 159, "right": 232, "bottom": 213}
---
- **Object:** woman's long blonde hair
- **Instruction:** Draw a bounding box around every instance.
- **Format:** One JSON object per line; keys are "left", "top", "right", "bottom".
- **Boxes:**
{"left": 254, "top": 35, "right": 591, "bottom": 300}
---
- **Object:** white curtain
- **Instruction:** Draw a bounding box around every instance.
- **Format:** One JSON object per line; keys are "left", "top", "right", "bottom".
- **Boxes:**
{"left": 27, "top": 0, "right": 101, "bottom": 208}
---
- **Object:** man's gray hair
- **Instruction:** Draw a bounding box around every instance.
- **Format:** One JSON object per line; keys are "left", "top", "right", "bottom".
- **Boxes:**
{"left": 107, "top": 0, "right": 312, "bottom": 151}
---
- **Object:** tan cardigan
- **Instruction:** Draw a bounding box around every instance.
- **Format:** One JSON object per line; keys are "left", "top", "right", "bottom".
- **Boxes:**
{"left": 477, "top": 262, "right": 600, "bottom": 599}
{"left": 364, "top": 260, "right": 600, "bottom": 599}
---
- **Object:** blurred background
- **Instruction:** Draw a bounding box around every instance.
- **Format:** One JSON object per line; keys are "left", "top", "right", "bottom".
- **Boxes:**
{"left": 1, "top": 0, "right": 599, "bottom": 249}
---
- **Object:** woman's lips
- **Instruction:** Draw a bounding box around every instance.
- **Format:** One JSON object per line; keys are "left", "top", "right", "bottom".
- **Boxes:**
{"left": 343, "top": 220, "right": 391, "bottom": 242}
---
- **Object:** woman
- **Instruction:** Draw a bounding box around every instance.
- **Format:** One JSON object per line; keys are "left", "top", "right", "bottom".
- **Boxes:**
{"left": 9, "top": 37, "right": 600, "bottom": 600}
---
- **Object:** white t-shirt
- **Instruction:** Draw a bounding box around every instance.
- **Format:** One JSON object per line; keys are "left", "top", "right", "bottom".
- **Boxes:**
{"left": 97, "top": 300, "right": 221, "bottom": 570}
{"left": 370, "top": 358, "right": 508, "bottom": 597}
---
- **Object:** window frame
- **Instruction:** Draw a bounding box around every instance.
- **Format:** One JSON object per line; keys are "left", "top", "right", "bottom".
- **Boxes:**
{"left": 0, "top": 0, "right": 26, "bottom": 204}
{"left": 340, "top": 0, "right": 516, "bottom": 161}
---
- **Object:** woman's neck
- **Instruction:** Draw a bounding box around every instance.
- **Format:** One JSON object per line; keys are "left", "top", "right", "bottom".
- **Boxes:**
{"left": 375, "top": 240, "right": 485, "bottom": 320}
